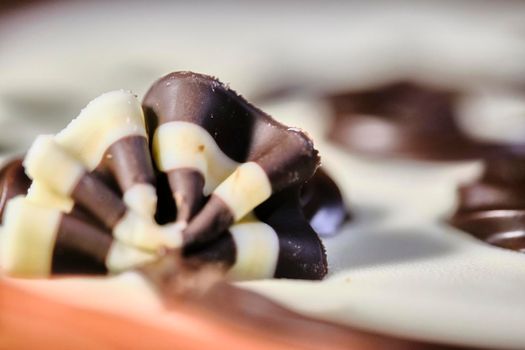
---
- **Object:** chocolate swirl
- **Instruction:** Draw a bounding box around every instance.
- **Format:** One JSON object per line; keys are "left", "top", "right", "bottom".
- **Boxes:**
{"left": 451, "top": 155, "right": 525, "bottom": 252}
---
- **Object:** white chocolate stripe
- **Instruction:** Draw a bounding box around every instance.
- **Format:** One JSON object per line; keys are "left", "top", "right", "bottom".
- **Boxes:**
{"left": 24, "top": 135, "right": 85, "bottom": 197}
{"left": 123, "top": 184, "right": 158, "bottom": 217}
{"left": 55, "top": 90, "right": 147, "bottom": 170}
{"left": 105, "top": 241, "right": 157, "bottom": 273}
{"left": 213, "top": 162, "right": 272, "bottom": 221}
{"left": 113, "top": 212, "right": 183, "bottom": 251}
{"left": 228, "top": 222, "right": 280, "bottom": 281}
{"left": 26, "top": 181, "right": 74, "bottom": 213}
{"left": 1, "top": 196, "right": 61, "bottom": 277}
{"left": 153, "top": 121, "right": 239, "bottom": 195}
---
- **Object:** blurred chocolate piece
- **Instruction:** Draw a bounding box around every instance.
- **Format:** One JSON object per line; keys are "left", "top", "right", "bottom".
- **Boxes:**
{"left": 327, "top": 81, "right": 487, "bottom": 160}
{"left": 0, "top": 158, "right": 30, "bottom": 223}
{"left": 451, "top": 155, "right": 525, "bottom": 252}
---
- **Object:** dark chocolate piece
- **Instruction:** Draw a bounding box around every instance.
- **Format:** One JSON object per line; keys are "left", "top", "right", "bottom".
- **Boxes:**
{"left": 182, "top": 195, "right": 234, "bottom": 246}
{"left": 71, "top": 174, "right": 127, "bottom": 230}
{"left": 300, "top": 167, "right": 349, "bottom": 237}
{"left": 167, "top": 169, "right": 205, "bottom": 222}
{"left": 55, "top": 214, "right": 113, "bottom": 266}
{"left": 326, "top": 81, "right": 489, "bottom": 160}
{"left": 52, "top": 214, "right": 112, "bottom": 274}
{"left": 0, "top": 159, "right": 31, "bottom": 223}
{"left": 99, "top": 135, "right": 156, "bottom": 193}
{"left": 255, "top": 188, "right": 327, "bottom": 279}
{"left": 451, "top": 155, "right": 525, "bottom": 252}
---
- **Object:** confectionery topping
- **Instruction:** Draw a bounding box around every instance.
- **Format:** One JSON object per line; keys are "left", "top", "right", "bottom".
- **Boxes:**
{"left": 0, "top": 72, "right": 347, "bottom": 281}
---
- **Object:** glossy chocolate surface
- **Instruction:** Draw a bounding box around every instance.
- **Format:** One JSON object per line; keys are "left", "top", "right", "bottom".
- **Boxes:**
{"left": 300, "top": 167, "right": 348, "bottom": 237}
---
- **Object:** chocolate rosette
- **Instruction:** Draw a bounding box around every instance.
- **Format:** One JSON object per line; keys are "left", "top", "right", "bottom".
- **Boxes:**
{"left": 0, "top": 72, "right": 342, "bottom": 280}
{"left": 326, "top": 81, "right": 487, "bottom": 160}
{"left": 451, "top": 155, "right": 525, "bottom": 252}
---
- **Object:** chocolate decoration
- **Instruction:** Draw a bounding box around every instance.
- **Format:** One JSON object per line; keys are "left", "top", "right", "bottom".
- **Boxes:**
{"left": 0, "top": 159, "right": 31, "bottom": 223}
{"left": 144, "top": 72, "right": 318, "bottom": 173}
{"left": 1, "top": 72, "right": 341, "bottom": 281}
{"left": 0, "top": 159, "right": 347, "bottom": 240}
{"left": 300, "top": 167, "right": 349, "bottom": 237}
{"left": 451, "top": 156, "right": 525, "bottom": 252}
{"left": 326, "top": 81, "right": 487, "bottom": 160}
{"left": 144, "top": 72, "right": 320, "bottom": 246}
{"left": 256, "top": 188, "right": 327, "bottom": 279}
{"left": 0, "top": 159, "right": 344, "bottom": 279}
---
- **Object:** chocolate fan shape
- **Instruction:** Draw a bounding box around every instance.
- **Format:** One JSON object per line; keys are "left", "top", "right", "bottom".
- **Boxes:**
{"left": 451, "top": 155, "right": 525, "bottom": 252}
{"left": 0, "top": 72, "right": 338, "bottom": 280}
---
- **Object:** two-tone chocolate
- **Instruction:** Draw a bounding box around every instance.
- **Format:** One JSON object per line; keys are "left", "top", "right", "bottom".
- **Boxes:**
{"left": 1, "top": 72, "right": 342, "bottom": 280}
{"left": 143, "top": 72, "right": 320, "bottom": 246}
{"left": 451, "top": 155, "right": 525, "bottom": 252}
{"left": 326, "top": 81, "right": 488, "bottom": 160}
